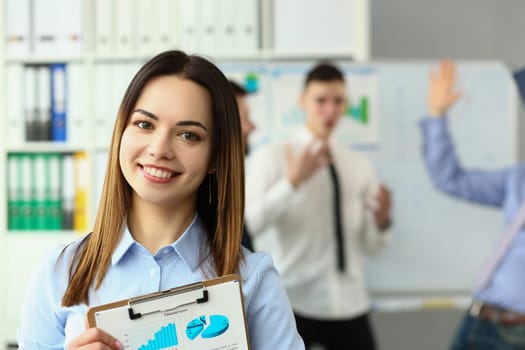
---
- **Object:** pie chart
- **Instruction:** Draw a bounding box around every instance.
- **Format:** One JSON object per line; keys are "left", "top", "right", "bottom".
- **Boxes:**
{"left": 185, "top": 315, "right": 229, "bottom": 340}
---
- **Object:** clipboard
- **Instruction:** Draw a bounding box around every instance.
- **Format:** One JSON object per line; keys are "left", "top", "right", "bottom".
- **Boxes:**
{"left": 87, "top": 274, "right": 250, "bottom": 350}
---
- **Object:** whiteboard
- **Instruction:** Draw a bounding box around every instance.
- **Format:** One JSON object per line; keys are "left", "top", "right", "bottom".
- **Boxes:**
{"left": 363, "top": 62, "right": 517, "bottom": 294}
{"left": 221, "top": 60, "right": 518, "bottom": 294}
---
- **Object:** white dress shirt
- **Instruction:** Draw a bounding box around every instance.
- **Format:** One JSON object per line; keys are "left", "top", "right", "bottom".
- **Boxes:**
{"left": 245, "top": 126, "right": 390, "bottom": 319}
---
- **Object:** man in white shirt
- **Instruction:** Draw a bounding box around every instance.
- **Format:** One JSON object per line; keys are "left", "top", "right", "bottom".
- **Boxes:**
{"left": 245, "top": 62, "right": 392, "bottom": 349}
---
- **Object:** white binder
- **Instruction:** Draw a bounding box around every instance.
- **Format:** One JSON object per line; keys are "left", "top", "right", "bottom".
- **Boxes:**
{"left": 5, "top": 0, "right": 31, "bottom": 55}
{"left": 115, "top": 0, "right": 136, "bottom": 53}
{"left": 6, "top": 64, "right": 25, "bottom": 146}
{"left": 235, "top": 0, "right": 259, "bottom": 54}
{"left": 67, "top": 64, "right": 86, "bottom": 147}
{"left": 157, "top": 0, "right": 180, "bottom": 50}
{"left": 177, "top": 1, "right": 199, "bottom": 53}
{"left": 136, "top": 0, "right": 157, "bottom": 54}
{"left": 95, "top": 0, "right": 114, "bottom": 53}
{"left": 33, "top": 0, "right": 59, "bottom": 55}
{"left": 55, "top": 0, "right": 83, "bottom": 55}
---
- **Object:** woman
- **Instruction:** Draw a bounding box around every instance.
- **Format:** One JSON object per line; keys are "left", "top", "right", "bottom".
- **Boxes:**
{"left": 18, "top": 50, "right": 304, "bottom": 349}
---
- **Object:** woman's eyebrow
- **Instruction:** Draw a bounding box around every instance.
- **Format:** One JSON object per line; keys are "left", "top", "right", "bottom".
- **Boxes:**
{"left": 133, "top": 108, "right": 157, "bottom": 120}
{"left": 175, "top": 120, "right": 208, "bottom": 132}
{"left": 132, "top": 109, "right": 208, "bottom": 131}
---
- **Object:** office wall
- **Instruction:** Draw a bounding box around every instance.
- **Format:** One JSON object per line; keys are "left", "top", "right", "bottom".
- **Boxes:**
{"left": 370, "top": 2, "right": 525, "bottom": 349}
{"left": 371, "top": 0, "right": 525, "bottom": 68}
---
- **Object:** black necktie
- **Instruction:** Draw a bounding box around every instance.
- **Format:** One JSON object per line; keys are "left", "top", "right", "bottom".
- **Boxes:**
{"left": 328, "top": 163, "right": 345, "bottom": 271}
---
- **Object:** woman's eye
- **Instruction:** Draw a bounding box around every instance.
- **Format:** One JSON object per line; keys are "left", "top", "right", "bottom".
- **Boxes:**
{"left": 134, "top": 121, "right": 153, "bottom": 129}
{"left": 180, "top": 132, "right": 199, "bottom": 141}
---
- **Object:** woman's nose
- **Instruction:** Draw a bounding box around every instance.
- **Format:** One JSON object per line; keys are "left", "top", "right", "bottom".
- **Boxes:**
{"left": 148, "top": 132, "right": 175, "bottom": 160}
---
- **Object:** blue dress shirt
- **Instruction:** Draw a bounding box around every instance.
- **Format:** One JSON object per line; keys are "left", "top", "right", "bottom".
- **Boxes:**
{"left": 421, "top": 116, "right": 525, "bottom": 314}
{"left": 17, "top": 214, "right": 304, "bottom": 349}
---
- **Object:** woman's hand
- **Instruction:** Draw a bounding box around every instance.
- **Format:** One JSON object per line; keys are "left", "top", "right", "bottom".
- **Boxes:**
{"left": 66, "top": 328, "right": 123, "bottom": 350}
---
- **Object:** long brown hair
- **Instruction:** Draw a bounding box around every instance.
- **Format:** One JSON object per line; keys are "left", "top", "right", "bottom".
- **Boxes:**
{"left": 62, "top": 51, "right": 245, "bottom": 306}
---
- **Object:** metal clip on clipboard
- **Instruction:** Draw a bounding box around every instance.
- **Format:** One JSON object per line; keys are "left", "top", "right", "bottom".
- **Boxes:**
{"left": 127, "top": 281, "right": 209, "bottom": 320}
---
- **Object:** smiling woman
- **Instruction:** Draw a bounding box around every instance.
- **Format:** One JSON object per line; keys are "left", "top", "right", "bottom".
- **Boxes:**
{"left": 119, "top": 76, "right": 214, "bottom": 213}
{"left": 17, "top": 50, "right": 305, "bottom": 350}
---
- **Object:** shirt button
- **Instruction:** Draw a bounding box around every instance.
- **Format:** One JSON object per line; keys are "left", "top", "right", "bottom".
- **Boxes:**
{"left": 164, "top": 249, "right": 170, "bottom": 255}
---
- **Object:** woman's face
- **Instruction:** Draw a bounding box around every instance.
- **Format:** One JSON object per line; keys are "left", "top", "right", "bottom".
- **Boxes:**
{"left": 119, "top": 75, "right": 214, "bottom": 208}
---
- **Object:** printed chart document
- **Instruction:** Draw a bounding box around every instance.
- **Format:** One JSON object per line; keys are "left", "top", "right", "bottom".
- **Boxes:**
{"left": 87, "top": 275, "right": 249, "bottom": 350}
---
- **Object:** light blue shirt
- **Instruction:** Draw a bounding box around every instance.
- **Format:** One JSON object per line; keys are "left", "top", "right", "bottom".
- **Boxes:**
{"left": 17, "top": 214, "right": 305, "bottom": 349}
{"left": 421, "top": 116, "right": 525, "bottom": 313}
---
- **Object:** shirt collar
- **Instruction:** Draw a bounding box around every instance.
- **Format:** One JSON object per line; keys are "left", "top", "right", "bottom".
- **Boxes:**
{"left": 295, "top": 125, "right": 334, "bottom": 148}
{"left": 172, "top": 214, "right": 208, "bottom": 270}
{"left": 296, "top": 125, "right": 316, "bottom": 143}
{"left": 111, "top": 226, "right": 136, "bottom": 266}
{"left": 111, "top": 214, "right": 208, "bottom": 269}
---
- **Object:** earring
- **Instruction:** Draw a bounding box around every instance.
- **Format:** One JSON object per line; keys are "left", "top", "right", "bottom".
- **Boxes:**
{"left": 208, "top": 174, "right": 212, "bottom": 205}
